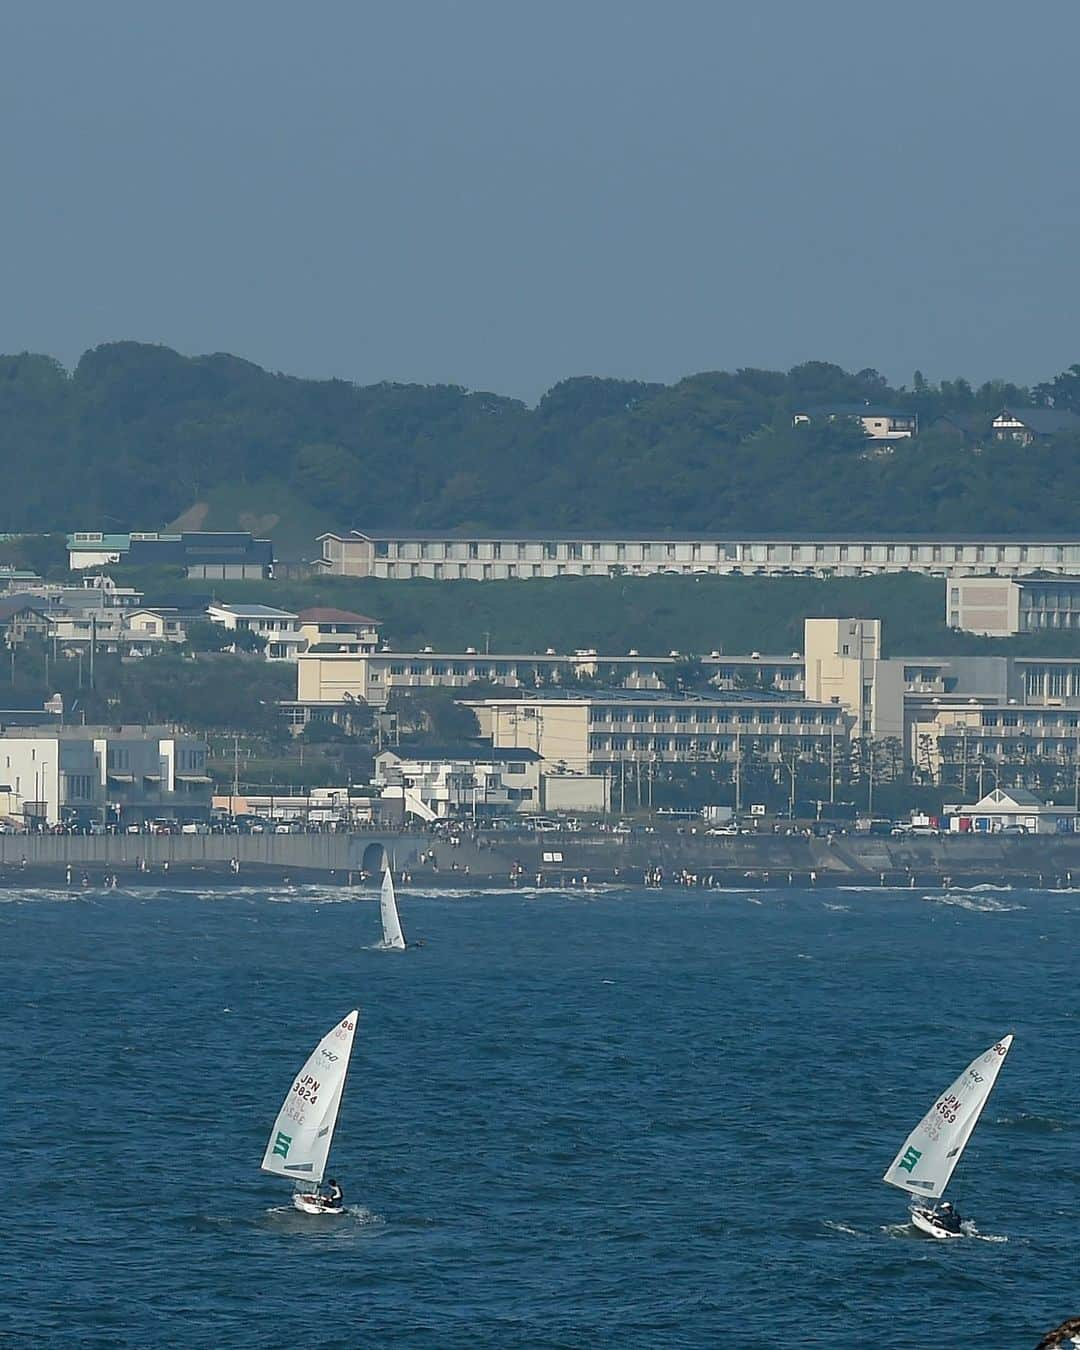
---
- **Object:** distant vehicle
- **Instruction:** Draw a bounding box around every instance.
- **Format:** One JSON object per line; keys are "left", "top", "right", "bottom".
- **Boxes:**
{"left": 611, "top": 822, "right": 633, "bottom": 836}
{"left": 999, "top": 823, "right": 1029, "bottom": 835}
{"left": 180, "top": 821, "right": 208, "bottom": 835}
{"left": 705, "top": 824, "right": 740, "bottom": 836}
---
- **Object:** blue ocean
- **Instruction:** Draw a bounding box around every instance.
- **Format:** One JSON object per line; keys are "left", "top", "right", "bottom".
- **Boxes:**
{"left": 4, "top": 885, "right": 1077, "bottom": 1348}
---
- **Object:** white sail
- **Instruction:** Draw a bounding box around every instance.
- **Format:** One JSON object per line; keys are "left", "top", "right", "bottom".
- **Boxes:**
{"left": 379, "top": 868, "right": 406, "bottom": 949}
{"left": 261, "top": 1011, "right": 358, "bottom": 1187}
{"left": 883, "top": 1034, "right": 1013, "bottom": 1200}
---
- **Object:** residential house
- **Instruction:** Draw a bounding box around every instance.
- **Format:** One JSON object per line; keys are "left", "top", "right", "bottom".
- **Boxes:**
{"left": 792, "top": 404, "right": 918, "bottom": 440}
{"left": 206, "top": 603, "right": 303, "bottom": 660}
{"left": 296, "top": 607, "right": 381, "bottom": 654}
{"left": 991, "top": 408, "right": 1080, "bottom": 445}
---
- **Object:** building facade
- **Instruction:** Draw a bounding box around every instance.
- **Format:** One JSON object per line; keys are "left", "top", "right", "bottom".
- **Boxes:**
{"left": 68, "top": 531, "right": 273, "bottom": 578}
{"left": 0, "top": 726, "right": 210, "bottom": 827}
{"left": 207, "top": 604, "right": 303, "bottom": 660}
{"left": 317, "top": 530, "right": 1080, "bottom": 582}
{"left": 949, "top": 575, "right": 1080, "bottom": 637}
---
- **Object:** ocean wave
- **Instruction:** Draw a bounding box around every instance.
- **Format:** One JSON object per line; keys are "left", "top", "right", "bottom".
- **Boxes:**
{"left": 995, "top": 1112, "right": 1068, "bottom": 1133}
{"left": 921, "top": 894, "right": 1026, "bottom": 912}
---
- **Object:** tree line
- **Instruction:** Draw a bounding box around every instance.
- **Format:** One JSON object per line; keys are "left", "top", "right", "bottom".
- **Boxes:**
{"left": 2, "top": 343, "right": 1080, "bottom": 538}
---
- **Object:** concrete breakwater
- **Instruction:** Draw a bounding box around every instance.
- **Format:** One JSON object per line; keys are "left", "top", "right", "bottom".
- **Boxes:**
{"left": 1, "top": 830, "right": 1080, "bottom": 889}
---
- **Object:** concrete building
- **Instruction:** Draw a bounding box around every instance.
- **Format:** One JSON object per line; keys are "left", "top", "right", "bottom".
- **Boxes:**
{"left": 803, "top": 618, "right": 904, "bottom": 741}
{"left": 0, "top": 726, "right": 210, "bottom": 827}
{"left": 288, "top": 646, "right": 809, "bottom": 724}
{"left": 463, "top": 689, "right": 847, "bottom": 780}
{"left": 206, "top": 604, "right": 303, "bottom": 661}
{"left": 792, "top": 403, "right": 918, "bottom": 440}
{"left": 374, "top": 747, "right": 546, "bottom": 820}
{"left": 316, "top": 529, "right": 1080, "bottom": 582}
{"left": 949, "top": 574, "right": 1080, "bottom": 637}
{"left": 67, "top": 531, "right": 273, "bottom": 578}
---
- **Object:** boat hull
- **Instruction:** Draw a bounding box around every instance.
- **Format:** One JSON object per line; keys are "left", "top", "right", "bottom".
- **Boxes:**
{"left": 292, "top": 1193, "right": 344, "bottom": 1216}
{"left": 911, "top": 1207, "right": 963, "bottom": 1239}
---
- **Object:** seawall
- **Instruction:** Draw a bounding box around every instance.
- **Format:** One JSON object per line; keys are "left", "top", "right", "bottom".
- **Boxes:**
{"left": 2, "top": 830, "right": 1080, "bottom": 889}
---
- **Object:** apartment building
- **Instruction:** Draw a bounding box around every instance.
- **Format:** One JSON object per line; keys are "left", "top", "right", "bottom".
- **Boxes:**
{"left": 317, "top": 530, "right": 1080, "bottom": 582}
{"left": 0, "top": 725, "right": 210, "bottom": 827}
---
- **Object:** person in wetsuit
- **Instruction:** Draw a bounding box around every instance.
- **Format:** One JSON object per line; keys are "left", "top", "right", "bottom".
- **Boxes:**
{"left": 321, "top": 1179, "right": 344, "bottom": 1210}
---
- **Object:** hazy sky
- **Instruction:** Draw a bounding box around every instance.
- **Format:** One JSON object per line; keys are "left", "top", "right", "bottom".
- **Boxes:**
{"left": 2, "top": 1, "right": 1078, "bottom": 402}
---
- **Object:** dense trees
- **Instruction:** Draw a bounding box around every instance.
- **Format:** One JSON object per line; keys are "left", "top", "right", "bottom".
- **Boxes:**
{"left": 2, "top": 341, "right": 1080, "bottom": 539}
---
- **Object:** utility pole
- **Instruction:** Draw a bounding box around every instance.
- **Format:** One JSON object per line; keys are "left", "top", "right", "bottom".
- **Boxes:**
{"left": 89, "top": 615, "right": 96, "bottom": 690}
{"left": 734, "top": 730, "right": 742, "bottom": 814}
{"left": 233, "top": 734, "right": 240, "bottom": 805}
{"left": 829, "top": 728, "right": 835, "bottom": 804}
{"left": 867, "top": 738, "right": 875, "bottom": 815}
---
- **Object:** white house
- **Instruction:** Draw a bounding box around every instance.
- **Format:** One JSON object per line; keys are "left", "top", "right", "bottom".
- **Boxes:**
{"left": 948, "top": 787, "right": 1077, "bottom": 835}
{"left": 206, "top": 603, "right": 303, "bottom": 661}
{"left": 374, "top": 747, "right": 543, "bottom": 820}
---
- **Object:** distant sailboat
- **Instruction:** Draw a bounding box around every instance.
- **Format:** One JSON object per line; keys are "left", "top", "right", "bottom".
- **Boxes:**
{"left": 883, "top": 1034, "right": 1013, "bottom": 1238}
{"left": 379, "top": 867, "right": 406, "bottom": 950}
{"left": 261, "top": 1010, "right": 358, "bottom": 1214}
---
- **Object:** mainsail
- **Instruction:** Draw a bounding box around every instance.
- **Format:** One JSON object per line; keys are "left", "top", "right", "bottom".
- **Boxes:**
{"left": 261, "top": 1011, "right": 358, "bottom": 1187}
{"left": 883, "top": 1034, "right": 1013, "bottom": 1200}
{"left": 379, "top": 868, "right": 406, "bottom": 950}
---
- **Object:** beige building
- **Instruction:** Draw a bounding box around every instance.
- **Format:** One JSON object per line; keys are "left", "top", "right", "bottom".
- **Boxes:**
{"left": 803, "top": 618, "right": 904, "bottom": 741}
{"left": 949, "top": 575, "right": 1080, "bottom": 637}
{"left": 463, "top": 689, "right": 847, "bottom": 778}
{"left": 316, "top": 530, "right": 1080, "bottom": 581}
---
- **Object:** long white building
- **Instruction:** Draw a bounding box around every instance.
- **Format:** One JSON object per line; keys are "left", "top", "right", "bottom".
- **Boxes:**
{"left": 317, "top": 530, "right": 1080, "bottom": 581}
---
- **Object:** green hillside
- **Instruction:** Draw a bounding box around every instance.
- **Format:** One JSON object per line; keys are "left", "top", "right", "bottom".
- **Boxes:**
{"left": 120, "top": 572, "right": 1080, "bottom": 658}
{"left": 3, "top": 342, "right": 1080, "bottom": 543}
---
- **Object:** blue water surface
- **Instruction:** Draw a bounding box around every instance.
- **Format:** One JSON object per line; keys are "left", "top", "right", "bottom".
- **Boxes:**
{"left": 3, "top": 884, "right": 1077, "bottom": 1348}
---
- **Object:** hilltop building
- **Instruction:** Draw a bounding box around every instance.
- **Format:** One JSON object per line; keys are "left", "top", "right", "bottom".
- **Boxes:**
{"left": 316, "top": 530, "right": 1080, "bottom": 582}
{"left": 67, "top": 531, "right": 273, "bottom": 579}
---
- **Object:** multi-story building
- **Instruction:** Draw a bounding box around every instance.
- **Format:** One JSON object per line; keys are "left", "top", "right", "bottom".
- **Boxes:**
{"left": 463, "top": 688, "right": 848, "bottom": 779}
{"left": 67, "top": 531, "right": 273, "bottom": 579}
{"left": 949, "top": 574, "right": 1080, "bottom": 637}
{"left": 374, "top": 747, "right": 546, "bottom": 820}
{"left": 316, "top": 529, "right": 1080, "bottom": 582}
{"left": 0, "top": 725, "right": 210, "bottom": 827}
{"left": 288, "top": 646, "right": 809, "bottom": 724}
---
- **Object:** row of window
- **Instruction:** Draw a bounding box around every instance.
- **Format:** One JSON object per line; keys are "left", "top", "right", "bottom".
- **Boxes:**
{"left": 588, "top": 709, "right": 840, "bottom": 726}
{"left": 373, "top": 541, "right": 1080, "bottom": 564}
{"left": 589, "top": 735, "right": 829, "bottom": 754}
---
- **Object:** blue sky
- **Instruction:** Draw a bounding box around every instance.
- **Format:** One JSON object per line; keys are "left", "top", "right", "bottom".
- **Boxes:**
{"left": 2, "top": 0, "right": 1077, "bottom": 401}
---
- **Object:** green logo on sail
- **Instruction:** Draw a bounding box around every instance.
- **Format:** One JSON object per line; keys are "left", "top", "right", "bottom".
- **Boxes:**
{"left": 273, "top": 1131, "right": 292, "bottom": 1159}
{"left": 898, "top": 1146, "right": 922, "bottom": 1173}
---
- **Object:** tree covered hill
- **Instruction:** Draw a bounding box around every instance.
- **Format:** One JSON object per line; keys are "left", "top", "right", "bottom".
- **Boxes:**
{"left": 2, "top": 341, "right": 1079, "bottom": 540}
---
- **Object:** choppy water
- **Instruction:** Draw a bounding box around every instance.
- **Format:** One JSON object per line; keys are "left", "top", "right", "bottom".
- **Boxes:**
{"left": 4, "top": 885, "right": 1078, "bottom": 1348}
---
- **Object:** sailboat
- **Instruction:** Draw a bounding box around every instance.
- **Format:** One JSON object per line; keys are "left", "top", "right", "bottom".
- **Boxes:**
{"left": 261, "top": 1010, "right": 358, "bottom": 1214}
{"left": 883, "top": 1034, "right": 1013, "bottom": 1238}
{"left": 379, "top": 866, "right": 406, "bottom": 950}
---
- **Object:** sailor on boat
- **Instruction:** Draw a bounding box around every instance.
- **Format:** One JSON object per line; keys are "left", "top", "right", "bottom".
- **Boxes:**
{"left": 319, "top": 1179, "right": 344, "bottom": 1212}
{"left": 927, "top": 1201, "right": 962, "bottom": 1235}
